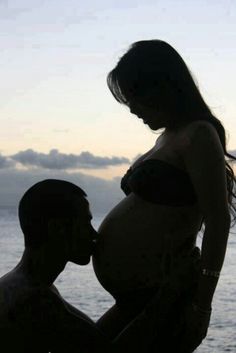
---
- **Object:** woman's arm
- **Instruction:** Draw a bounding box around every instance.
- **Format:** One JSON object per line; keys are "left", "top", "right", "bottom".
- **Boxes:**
{"left": 175, "top": 120, "right": 231, "bottom": 351}
{"left": 181, "top": 120, "right": 231, "bottom": 309}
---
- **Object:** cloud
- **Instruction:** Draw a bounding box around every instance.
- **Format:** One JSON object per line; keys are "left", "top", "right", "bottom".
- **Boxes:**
{"left": 0, "top": 149, "right": 129, "bottom": 216}
{"left": 0, "top": 148, "right": 236, "bottom": 218}
{"left": 5, "top": 147, "right": 236, "bottom": 174}
{"left": 0, "top": 154, "right": 15, "bottom": 169}
{"left": 11, "top": 149, "right": 130, "bottom": 170}
{"left": 0, "top": 167, "right": 124, "bottom": 217}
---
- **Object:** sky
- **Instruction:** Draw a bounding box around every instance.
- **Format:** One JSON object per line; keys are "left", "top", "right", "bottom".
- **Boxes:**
{"left": 0, "top": 0, "right": 235, "bottom": 213}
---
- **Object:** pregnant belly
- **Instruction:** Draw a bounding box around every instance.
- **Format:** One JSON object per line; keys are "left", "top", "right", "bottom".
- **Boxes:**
{"left": 92, "top": 250, "right": 164, "bottom": 296}
{"left": 92, "top": 194, "right": 200, "bottom": 295}
{"left": 92, "top": 227, "right": 165, "bottom": 294}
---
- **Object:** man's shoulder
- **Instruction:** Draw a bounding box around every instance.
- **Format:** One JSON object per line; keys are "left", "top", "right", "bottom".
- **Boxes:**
{"left": 0, "top": 284, "right": 57, "bottom": 352}
{"left": 0, "top": 284, "right": 65, "bottom": 330}
{"left": 16, "top": 286, "right": 65, "bottom": 317}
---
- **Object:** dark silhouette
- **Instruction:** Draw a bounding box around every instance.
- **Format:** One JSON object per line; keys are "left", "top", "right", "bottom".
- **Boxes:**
{"left": 1, "top": 40, "right": 234, "bottom": 353}
{"left": 0, "top": 179, "right": 110, "bottom": 353}
{"left": 92, "top": 40, "right": 235, "bottom": 352}
{"left": 0, "top": 178, "right": 168, "bottom": 353}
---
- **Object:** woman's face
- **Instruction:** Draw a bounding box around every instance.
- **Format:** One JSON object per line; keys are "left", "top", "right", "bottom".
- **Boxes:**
{"left": 128, "top": 98, "right": 171, "bottom": 131}
{"left": 125, "top": 82, "right": 173, "bottom": 130}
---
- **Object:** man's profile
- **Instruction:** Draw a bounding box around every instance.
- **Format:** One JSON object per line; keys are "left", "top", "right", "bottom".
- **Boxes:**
{"left": 0, "top": 179, "right": 109, "bottom": 353}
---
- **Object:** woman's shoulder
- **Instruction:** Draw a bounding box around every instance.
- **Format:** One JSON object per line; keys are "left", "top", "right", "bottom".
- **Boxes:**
{"left": 182, "top": 119, "right": 217, "bottom": 135}
{"left": 173, "top": 119, "right": 226, "bottom": 175}
{"left": 175, "top": 120, "right": 219, "bottom": 151}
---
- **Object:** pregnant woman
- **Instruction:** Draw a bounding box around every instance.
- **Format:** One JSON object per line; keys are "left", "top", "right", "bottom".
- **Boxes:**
{"left": 92, "top": 40, "right": 236, "bottom": 352}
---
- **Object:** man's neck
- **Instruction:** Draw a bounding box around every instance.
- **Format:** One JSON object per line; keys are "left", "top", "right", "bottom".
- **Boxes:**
{"left": 16, "top": 248, "right": 67, "bottom": 287}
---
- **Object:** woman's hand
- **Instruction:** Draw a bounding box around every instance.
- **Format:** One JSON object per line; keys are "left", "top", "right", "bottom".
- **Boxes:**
{"left": 176, "top": 302, "right": 211, "bottom": 353}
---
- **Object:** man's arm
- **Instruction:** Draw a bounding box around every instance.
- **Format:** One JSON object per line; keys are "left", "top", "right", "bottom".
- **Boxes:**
{"left": 44, "top": 289, "right": 111, "bottom": 353}
{"left": 15, "top": 287, "right": 110, "bottom": 353}
{"left": 51, "top": 285, "right": 95, "bottom": 324}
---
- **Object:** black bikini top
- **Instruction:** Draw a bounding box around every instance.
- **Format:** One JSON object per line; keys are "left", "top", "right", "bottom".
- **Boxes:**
{"left": 121, "top": 159, "right": 197, "bottom": 206}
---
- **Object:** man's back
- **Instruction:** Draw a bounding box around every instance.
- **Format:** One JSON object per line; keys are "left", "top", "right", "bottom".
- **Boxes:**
{"left": 0, "top": 271, "right": 52, "bottom": 352}
{"left": 0, "top": 180, "right": 111, "bottom": 352}
{"left": 0, "top": 271, "right": 109, "bottom": 353}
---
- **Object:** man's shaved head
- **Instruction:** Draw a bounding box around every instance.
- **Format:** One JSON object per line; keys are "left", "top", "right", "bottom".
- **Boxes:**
{"left": 18, "top": 179, "right": 88, "bottom": 248}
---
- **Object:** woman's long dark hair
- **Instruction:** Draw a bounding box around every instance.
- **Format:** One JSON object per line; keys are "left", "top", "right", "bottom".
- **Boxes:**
{"left": 107, "top": 39, "right": 236, "bottom": 229}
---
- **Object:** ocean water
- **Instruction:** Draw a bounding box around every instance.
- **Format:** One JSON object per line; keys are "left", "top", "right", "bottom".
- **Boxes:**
{"left": 0, "top": 208, "right": 235, "bottom": 352}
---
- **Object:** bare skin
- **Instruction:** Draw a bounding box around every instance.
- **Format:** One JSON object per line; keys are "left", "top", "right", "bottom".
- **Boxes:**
{"left": 93, "top": 128, "right": 203, "bottom": 294}
{"left": 92, "top": 119, "right": 230, "bottom": 351}
{"left": 0, "top": 197, "right": 109, "bottom": 353}
{"left": 0, "top": 268, "right": 105, "bottom": 353}
{"left": 92, "top": 40, "right": 230, "bottom": 351}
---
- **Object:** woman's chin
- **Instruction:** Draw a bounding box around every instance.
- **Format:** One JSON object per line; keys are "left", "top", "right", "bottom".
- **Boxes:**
{"left": 145, "top": 121, "right": 159, "bottom": 130}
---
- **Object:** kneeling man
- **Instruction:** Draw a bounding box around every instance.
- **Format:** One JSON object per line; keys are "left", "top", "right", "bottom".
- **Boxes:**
{"left": 0, "top": 179, "right": 109, "bottom": 353}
